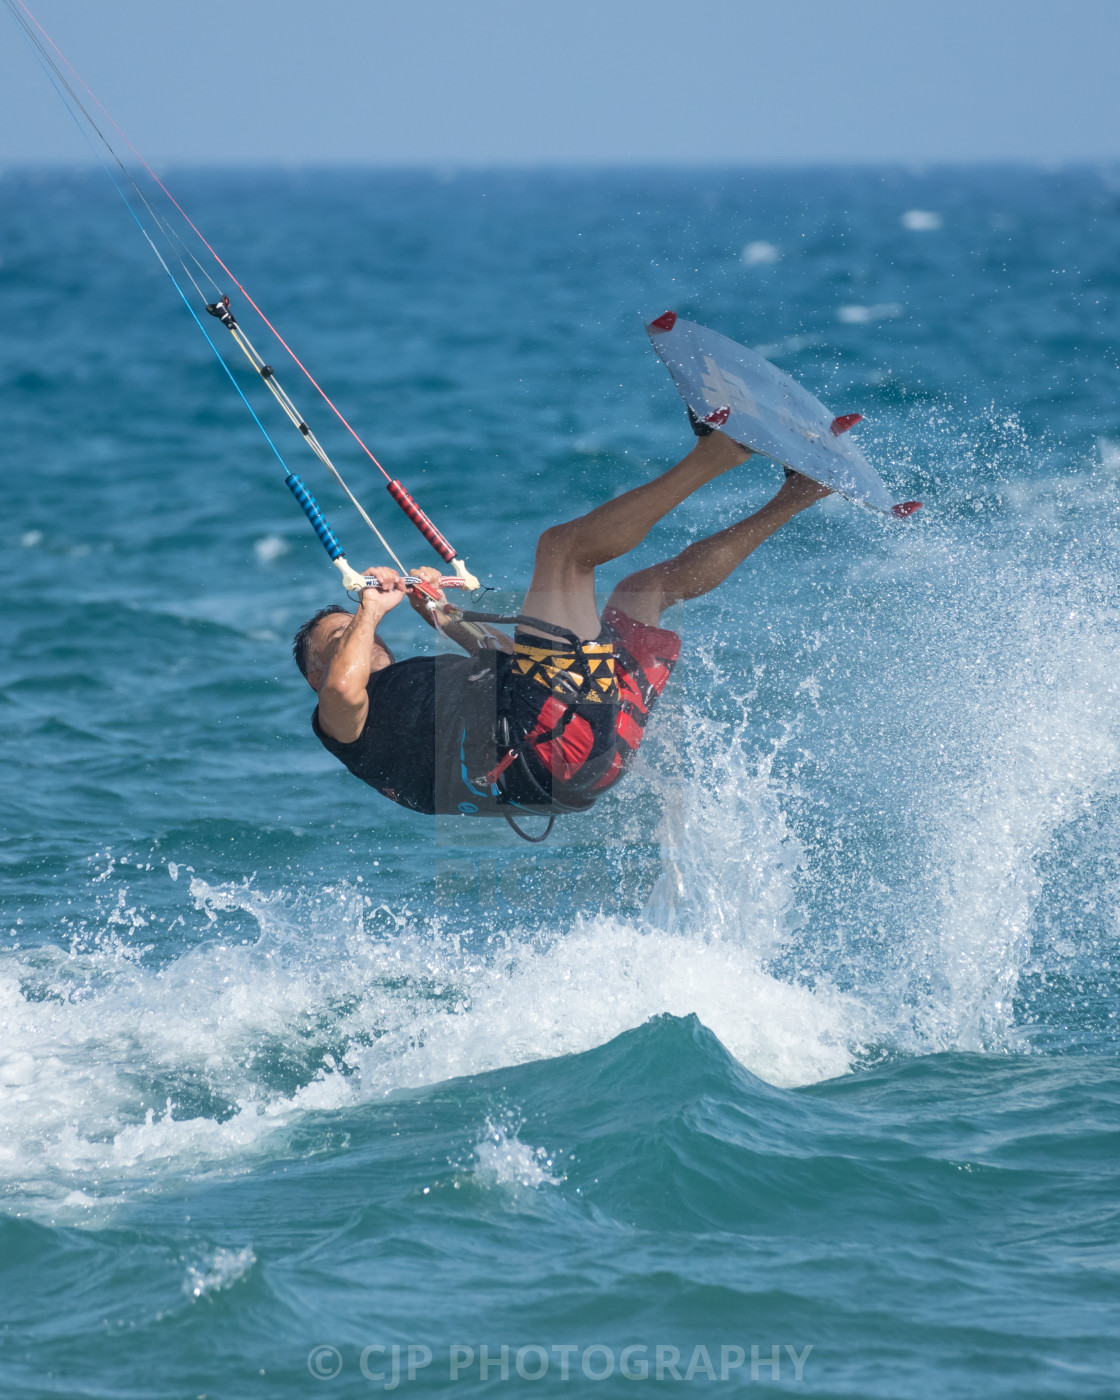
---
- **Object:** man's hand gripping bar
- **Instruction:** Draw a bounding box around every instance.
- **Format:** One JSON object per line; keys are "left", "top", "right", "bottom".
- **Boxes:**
{"left": 332, "top": 558, "right": 467, "bottom": 599}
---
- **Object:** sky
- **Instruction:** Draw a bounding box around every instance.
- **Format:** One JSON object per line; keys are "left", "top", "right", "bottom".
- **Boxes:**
{"left": 2, "top": 0, "right": 1119, "bottom": 167}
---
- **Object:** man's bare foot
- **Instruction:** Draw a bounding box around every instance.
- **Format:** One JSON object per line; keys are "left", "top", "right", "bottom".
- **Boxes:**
{"left": 775, "top": 468, "right": 832, "bottom": 510}
{"left": 692, "top": 428, "right": 754, "bottom": 474}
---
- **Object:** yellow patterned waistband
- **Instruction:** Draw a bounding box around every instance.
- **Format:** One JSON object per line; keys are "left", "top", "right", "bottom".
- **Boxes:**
{"left": 512, "top": 638, "right": 619, "bottom": 702}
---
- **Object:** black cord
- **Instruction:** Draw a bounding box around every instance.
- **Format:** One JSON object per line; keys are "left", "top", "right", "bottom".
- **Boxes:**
{"left": 503, "top": 811, "right": 555, "bottom": 843}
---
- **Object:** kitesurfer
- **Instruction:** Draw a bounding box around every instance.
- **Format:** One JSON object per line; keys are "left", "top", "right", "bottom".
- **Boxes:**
{"left": 292, "top": 425, "right": 830, "bottom": 828}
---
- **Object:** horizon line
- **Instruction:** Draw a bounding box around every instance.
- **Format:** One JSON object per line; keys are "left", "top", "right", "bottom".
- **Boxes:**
{"left": 3, "top": 156, "right": 1119, "bottom": 175}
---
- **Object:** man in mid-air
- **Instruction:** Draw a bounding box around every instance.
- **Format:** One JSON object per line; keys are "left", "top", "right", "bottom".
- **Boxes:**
{"left": 292, "top": 420, "right": 830, "bottom": 836}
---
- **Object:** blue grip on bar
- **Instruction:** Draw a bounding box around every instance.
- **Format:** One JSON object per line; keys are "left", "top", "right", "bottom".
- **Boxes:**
{"left": 285, "top": 473, "right": 344, "bottom": 561}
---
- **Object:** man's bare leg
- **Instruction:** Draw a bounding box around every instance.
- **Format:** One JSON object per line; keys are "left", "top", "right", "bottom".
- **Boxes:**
{"left": 606, "top": 472, "right": 831, "bottom": 627}
{"left": 520, "top": 431, "right": 750, "bottom": 640}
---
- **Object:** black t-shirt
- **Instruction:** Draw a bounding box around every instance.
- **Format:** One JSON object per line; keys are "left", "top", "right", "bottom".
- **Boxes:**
{"left": 312, "top": 654, "right": 481, "bottom": 815}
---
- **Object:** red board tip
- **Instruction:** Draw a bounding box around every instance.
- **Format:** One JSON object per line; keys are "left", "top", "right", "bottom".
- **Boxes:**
{"left": 648, "top": 310, "right": 677, "bottom": 333}
{"left": 830, "top": 413, "right": 863, "bottom": 436}
{"left": 892, "top": 501, "right": 923, "bottom": 518}
{"left": 702, "top": 406, "right": 730, "bottom": 427}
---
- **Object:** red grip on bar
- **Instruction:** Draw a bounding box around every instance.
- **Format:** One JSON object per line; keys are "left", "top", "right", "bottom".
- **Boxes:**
{"left": 386, "top": 480, "right": 457, "bottom": 563}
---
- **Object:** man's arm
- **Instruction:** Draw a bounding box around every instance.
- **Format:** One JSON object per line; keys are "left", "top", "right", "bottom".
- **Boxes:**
{"left": 407, "top": 566, "right": 513, "bottom": 655}
{"left": 317, "top": 568, "right": 406, "bottom": 743}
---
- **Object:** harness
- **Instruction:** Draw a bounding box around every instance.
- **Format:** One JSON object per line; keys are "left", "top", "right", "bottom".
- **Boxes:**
{"left": 510, "top": 637, "right": 617, "bottom": 701}
{"left": 453, "top": 611, "right": 620, "bottom": 842}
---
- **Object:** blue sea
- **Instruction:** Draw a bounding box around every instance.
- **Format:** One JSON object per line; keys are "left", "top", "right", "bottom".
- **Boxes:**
{"left": 3, "top": 165, "right": 1120, "bottom": 1397}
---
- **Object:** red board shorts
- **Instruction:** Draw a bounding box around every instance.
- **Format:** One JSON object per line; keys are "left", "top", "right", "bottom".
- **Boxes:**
{"left": 510, "top": 605, "right": 682, "bottom": 800}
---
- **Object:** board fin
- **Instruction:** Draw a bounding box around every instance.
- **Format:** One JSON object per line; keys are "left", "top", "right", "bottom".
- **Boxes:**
{"left": 647, "top": 310, "right": 678, "bottom": 333}
{"left": 830, "top": 413, "right": 863, "bottom": 435}
{"left": 891, "top": 501, "right": 923, "bottom": 517}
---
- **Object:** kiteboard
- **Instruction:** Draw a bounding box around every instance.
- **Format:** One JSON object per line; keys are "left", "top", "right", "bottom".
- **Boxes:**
{"left": 646, "top": 311, "right": 920, "bottom": 518}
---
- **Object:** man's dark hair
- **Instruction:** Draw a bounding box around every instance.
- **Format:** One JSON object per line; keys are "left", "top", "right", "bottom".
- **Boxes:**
{"left": 292, "top": 605, "right": 351, "bottom": 679}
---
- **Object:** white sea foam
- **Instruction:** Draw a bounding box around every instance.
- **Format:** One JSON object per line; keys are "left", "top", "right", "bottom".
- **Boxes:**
{"left": 901, "top": 209, "right": 943, "bottom": 231}
{"left": 0, "top": 897, "right": 854, "bottom": 1217}
{"left": 751, "top": 333, "right": 826, "bottom": 360}
{"left": 0, "top": 711, "right": 858, "bottom": 1218}
{"left": 183, "top": 1245, "right": 256, "bottom": 1299}
{"left": 837, "top": 302, "right": 903, "bottom": 324}
{"left": 348, "top": 917, "right": 856, "bottom": 1101}
{"left": 474, "top": 1119, "right": 564, "bottom": 1190}
{"left": 1097, "top": 437, "right": 1120, "bottom": 475}
{"left": 253, "top": 534, "right": 289, "bottom": 564}
{"left": 742, "top": 240, "right": 780, "bottom": 265}
{"left": 820, "top": 446, "right": 1120, "bottom": 1053}
{"left": 919, "top": 587, "right": 1120, "bottom": 1050}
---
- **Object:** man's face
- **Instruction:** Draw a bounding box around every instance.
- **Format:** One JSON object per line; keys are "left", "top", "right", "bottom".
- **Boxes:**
{"left": 305, "top": 611, "right": 353, "bottom": 689}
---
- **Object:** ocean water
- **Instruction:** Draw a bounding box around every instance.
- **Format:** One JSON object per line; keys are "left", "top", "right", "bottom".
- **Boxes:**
{"left": 2, "top": 164, "right": 1120, "bottom": 1397}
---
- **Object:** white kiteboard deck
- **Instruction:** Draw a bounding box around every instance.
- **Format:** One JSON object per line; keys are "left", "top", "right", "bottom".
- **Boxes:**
{"left": 646, "top": 311, "right": 920, "bottom": 518}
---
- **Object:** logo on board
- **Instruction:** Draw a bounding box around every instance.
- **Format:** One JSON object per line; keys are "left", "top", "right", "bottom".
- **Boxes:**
{"left": 699, "top": 356, "right": 758, "bottom": 418}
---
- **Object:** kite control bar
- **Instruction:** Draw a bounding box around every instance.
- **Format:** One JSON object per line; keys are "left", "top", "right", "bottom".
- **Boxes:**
{"left": 348, "top": 568, "right": 467, "bottom": 595}
{"left": 385, "top": 479, "right": 479, "bottom": 589}
{"left": 286, "top": 471, "right": 344, "bottom": 561}
{"left": 331, "top": 555, "right": 468, "bottom": 598}
{"left": 285, "top": 472, "right": 466, "bottom": 598}
{"left": 386, "top": 479, "right": 455, "bottom": 562}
